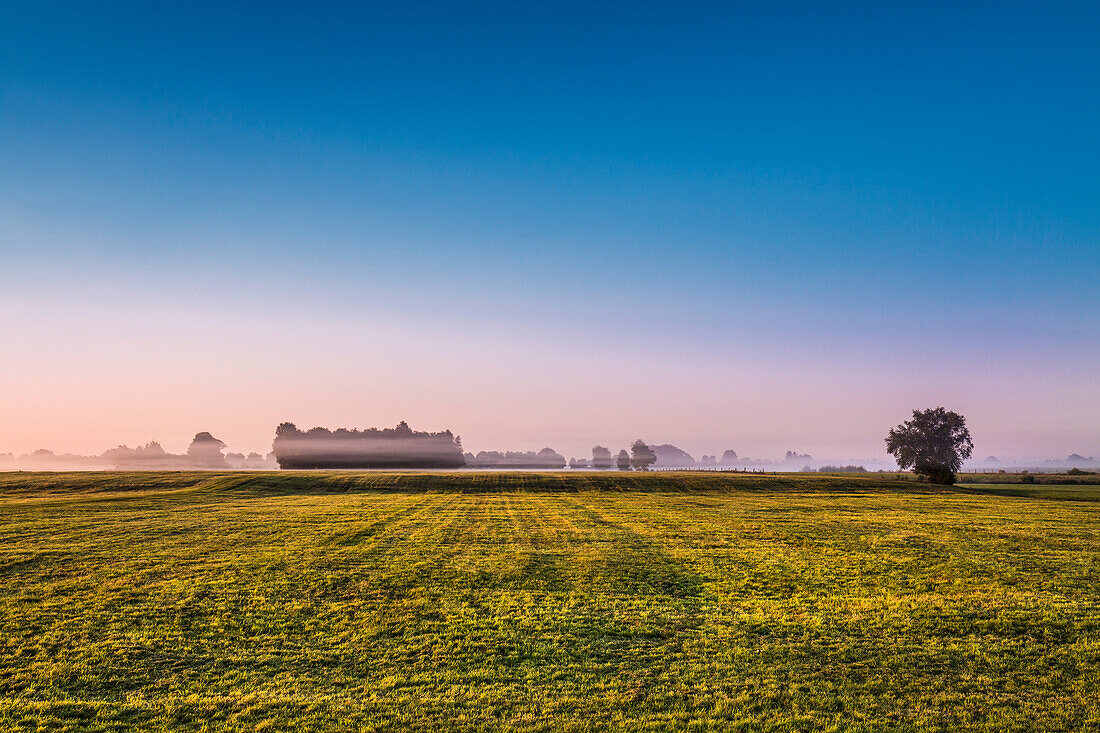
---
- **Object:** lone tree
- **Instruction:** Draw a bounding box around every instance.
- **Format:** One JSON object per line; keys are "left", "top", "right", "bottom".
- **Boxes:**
{"left": 630, "top": 440, "right": 657, "bottom": 471}
{"left": 616, "top": 449, "right": 631, "bottom": 471}
{"left": 885, "top": 407, "right": 973, "bottom": 485}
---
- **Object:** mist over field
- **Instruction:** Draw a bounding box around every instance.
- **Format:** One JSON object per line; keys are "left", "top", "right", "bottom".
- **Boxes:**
{"left": 1, "top": 422, "right": 1095, "bottom": 473}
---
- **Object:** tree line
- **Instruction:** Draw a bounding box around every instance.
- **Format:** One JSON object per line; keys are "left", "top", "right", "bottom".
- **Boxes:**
{"left": 273, "top": 421, "right": 465, "bottom": 469}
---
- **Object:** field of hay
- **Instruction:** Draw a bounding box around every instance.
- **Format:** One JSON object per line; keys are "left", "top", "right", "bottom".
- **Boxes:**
{"left": 1, "top": 471, "right": 1098, "bottom": 731}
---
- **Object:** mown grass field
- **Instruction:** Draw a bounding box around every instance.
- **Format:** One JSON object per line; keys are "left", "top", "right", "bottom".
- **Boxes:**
{"left": 1, "top": 471, "right": 1098, "bottom": 731}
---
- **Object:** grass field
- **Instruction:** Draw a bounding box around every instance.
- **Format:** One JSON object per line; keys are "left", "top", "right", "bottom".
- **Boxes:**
{"left": 1, "top": 471, "right": 1098, "bottom": 731}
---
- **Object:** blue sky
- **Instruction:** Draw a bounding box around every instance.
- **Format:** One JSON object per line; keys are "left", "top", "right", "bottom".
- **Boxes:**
{"left": 1, "top": 1, "right": 1097, "bottom": 459}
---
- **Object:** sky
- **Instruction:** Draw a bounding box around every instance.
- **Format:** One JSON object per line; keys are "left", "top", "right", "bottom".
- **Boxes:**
{"left": 1, "top": 1, "right": 1098, "bottom": 462}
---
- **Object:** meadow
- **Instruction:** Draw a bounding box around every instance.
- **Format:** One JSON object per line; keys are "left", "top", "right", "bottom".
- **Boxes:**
{"left": 0, "top": 471, "right": 1098, "bottom": 731}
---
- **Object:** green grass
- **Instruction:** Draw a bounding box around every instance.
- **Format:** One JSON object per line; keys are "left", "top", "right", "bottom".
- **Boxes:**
{"left": 1, "top": 472, "right": 1098, "bottom": 731}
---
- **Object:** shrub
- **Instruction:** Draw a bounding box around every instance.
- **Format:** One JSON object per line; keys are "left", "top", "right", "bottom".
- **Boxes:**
{"left": 918, "top": 464, "right": 956, "bottom": 485}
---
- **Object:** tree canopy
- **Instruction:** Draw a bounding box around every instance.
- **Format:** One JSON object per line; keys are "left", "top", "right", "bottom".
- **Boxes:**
{"left": 630, "top": 440, "right": 657, "bottom": 471}
{"left": 591, "top": 446, "right": 613, "bottom": 469}
{"left": 885, "top": 407, "right": 973, "bottom": 485}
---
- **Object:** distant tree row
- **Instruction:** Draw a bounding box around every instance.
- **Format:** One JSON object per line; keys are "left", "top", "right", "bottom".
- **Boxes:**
{"left": 100, "top": 432, "right": 275, "bottom": 469}
{"left": 273, "top": 421, "right": 465, "bottom": 469}
{"left": 569, "top": 445, "right": 819, "bottom": 470}
{"left": 582, "top": 441, "right": 660, "bottom": 471}
{"left": 565, "top": 442, "right": 660, "bottom": 471}
{"left": 465, "top": 449, "right": 566, "bottom": 469}
{"left": 17, "top": 432, "right": 278, "bottom": 470}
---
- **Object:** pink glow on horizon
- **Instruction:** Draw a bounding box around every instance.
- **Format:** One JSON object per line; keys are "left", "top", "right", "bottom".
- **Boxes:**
{"left": 2, "top": 299, "right": 1096, "bottom": 464}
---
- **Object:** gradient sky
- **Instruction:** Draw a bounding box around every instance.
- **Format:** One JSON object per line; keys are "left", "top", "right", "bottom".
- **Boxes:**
{"left": 2, "top": 1, "right": 1098, "bottom": 462}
